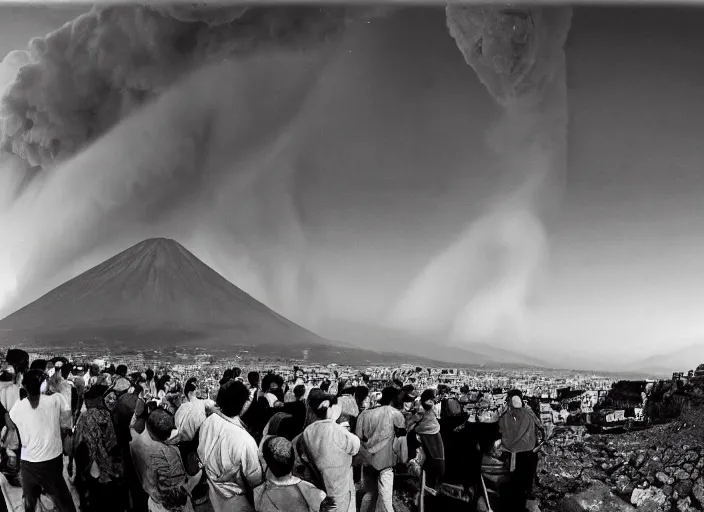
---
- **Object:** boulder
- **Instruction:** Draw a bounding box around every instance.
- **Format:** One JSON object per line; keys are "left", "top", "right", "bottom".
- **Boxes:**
{"left": 560, "top": 482, "right": 635, "bottom": 511}
{"left": 631, "top": 487, "right": 668, "bottom": 508}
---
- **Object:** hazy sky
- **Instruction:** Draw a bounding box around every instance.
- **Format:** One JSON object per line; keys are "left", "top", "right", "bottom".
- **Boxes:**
{"left": 1, "top": 5, "right": 703, "bottom": 368}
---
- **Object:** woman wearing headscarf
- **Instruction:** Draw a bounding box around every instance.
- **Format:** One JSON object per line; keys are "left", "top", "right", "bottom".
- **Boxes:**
{"left": 255, "top": 437, "right": 326, "bottom": 512}
{"left": 73, "top": 384, "right": 124, "bottom": 512}
{"left": 498, "top": 390, "right": 544, "bottom": 512}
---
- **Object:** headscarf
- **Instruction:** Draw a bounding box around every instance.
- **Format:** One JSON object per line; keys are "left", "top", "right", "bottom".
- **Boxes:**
{"left": 76, "top": 386, "right": 122, "bottom": 482}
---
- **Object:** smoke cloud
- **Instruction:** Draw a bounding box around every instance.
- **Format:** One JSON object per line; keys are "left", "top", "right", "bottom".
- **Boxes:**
{"left": 0, "top": 4, "right": 378, "bottom": 168}
{"left": 0, "top": 4, "right": 386, "bottom": 315}
{"left": 389, "top": 6, "right": 572, "bottom": 347}
{"left": 0, "top": 3, "right": 572, "bottom": 353}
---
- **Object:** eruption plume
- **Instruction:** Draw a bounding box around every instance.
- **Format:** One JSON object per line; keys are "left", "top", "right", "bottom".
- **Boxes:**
{"left": 389, "top": 5, "right": 572, "bottom": 347}
{"left": 0, "top": 4, "right": 386, "bottom": 315}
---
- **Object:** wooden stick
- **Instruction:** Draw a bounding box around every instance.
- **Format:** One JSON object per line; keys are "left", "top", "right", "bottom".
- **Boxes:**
{"left": 480, "top": 474, "right": 494, "bottom": 512}
{"left": 418, "top": 469, "right": 425, "bottom": 512}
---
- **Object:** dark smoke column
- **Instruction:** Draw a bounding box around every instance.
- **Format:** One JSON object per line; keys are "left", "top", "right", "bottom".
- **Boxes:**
{"left": 446, "top": 5, "right": 572, "bottom": 108}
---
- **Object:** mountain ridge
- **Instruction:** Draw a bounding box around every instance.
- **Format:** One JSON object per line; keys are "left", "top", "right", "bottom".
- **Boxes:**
{"left": 0, "top": 238, "right": 330, "bottom": 349}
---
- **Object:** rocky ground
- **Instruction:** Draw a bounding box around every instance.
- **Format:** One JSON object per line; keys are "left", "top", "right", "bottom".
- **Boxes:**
{"left": 538, "top": 407, "right": 704, "bottom": 511}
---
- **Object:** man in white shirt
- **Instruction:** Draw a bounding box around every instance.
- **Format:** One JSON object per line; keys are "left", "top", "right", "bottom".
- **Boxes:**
{"left": 198, "top": 381, "right": 263, "bottom": 512}
{"left": 10, "top": 369, "right": 76, "bottom": 512}
{"left": 174, "top": 379, "right": 216, "bottom": 442}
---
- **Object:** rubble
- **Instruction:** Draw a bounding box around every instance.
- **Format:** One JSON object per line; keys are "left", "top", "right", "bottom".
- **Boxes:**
{"left": 537, "top": 407, "right": 704, "bottom": 511}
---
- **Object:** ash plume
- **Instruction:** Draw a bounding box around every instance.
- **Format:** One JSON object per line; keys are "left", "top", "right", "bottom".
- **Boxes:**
{"left": 0, "top": 4, "right": 375, "bottom": 169}
{"left": 389, "top": 6, "right": 572, "bottom": 347}
{"left": 0, "top": 4, "right": 384, "bottom": 316}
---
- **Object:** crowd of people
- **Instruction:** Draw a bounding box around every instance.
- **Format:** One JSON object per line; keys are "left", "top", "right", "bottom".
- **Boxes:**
{"left": 0, "top": 349, "right": 549, "bottom": 512}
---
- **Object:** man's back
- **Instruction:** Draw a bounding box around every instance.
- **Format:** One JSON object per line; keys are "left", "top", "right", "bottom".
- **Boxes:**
{"left": 10, "top": 394, "right": 67, "bottom": 462}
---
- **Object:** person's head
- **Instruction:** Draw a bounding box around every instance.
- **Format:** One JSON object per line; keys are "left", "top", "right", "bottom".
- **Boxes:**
{"left": 84, "top": 385, "right": 109, "bottom": 409}
{"left": 460, "top": 385, "right": 470, "bottom": 395}
{"left": 293, "top": 384, "right": 306, "bottom": 401}
{"left": 338, "top": 380, "right": 355, "bottom": 397}
{"left": 156, "top": 375, "right": 171, "bottom": 392}
{"left": 145, "top": 369, "right": 154, "bottom": 381}
{"left": 216, "top": 380, "right": 250, "bottom": 418}
{"left": 221, "top": 369, "right": 233, "bottom": 383}
{"left": 319, "top": 380, "right": 330, "bottom": 392}
{"left": 248, "top": 371, "right": 260, "bottom": 388}
{"left": 107, "top": 364, "right": 115, "bottom": 375}
{"left": 355, "top": 386, "right": 370, "bottom": 409}
{"left": 262, "top": 437, "right": 295, "bottom": 478}
{"left": 508, "top": 389, "right": 523, "bottom": 409}
{"left": 60, "top": 363, "right": 72, "bottom": 379}
{"left": 184, "top": 379, "right": 198, "bottom": 400}
{"left": 89, "top": 363, "right": 100, "bottom": 377}
{"left": 379, "top": 387, "right": 402, "bottom": 409}
{"left": 262, "top": 373, "right": 278, "bottom": 394}
{"left": 22, "top": 370, "right": 45, "bottom": 409}
{"left": 30, "top": 359, "right": 47, "bottom": 373}
{"left": 420, "top": 389, "right": 436, "bottom": 411}
{"left": 233, "top": 367, "right": 242, "bottom": 379}
{"left": 116, "top": 365, "right": 128, "bottom": 377}
{"left": 308, "top": 389, "right": 339, "bottom": 421}
{"left": 147, "top": 408, "right": 177, "bottom": 442}
{"left": 392, "top": 379, "right": 404, "bottom": 390}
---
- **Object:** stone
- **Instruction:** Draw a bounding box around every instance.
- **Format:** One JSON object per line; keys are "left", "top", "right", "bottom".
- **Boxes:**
{"left": 677, "top": 496, "right": 697, "bottom": 512}
{"left": 691, "top": 483, "right": 704, "bottom": 507}
{"left": 675, "top": 479, "right": 694, "bottom": 498}
{"left": 663, "top": 485, "right": 674, "bottom": 496}
{"left": 631, "top": 487, "right": 668, "bottom": 508}
{"left": 656, "top": 472, "right": 675, "bottom": 486}
{"left": 561, "top": 482, "right": 635, "bottom": 511}
{"left": 615, "top": 475, "right": 634, "bottom": 497}
{"left": 675, "top": 469, "right": 691, "bottom": 481}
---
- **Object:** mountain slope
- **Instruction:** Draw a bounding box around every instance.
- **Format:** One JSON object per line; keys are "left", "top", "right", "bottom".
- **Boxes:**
{"left": 0, "top": 238, "right": 328, "bottom": 348}
{"left": 320, "top": 319, "right": 548, "bottom": 368}
{"left": 630, "top": 342, "right": 704, "bottom": 377}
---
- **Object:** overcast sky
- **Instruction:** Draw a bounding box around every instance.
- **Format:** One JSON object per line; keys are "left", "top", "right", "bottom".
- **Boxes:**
{"left": 1, "top": 5, "right": 703, "bottom": 369}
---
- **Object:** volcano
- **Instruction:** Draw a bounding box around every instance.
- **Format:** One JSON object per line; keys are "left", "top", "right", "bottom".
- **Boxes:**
{"left": 0, "top": 238, "right": 332, "bottom": 351}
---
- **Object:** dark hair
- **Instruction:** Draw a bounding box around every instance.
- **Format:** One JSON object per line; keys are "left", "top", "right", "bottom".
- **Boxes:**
{"left": 262, "top": 437, "right": 294, "bottom": 478}
{"left": 116, "top": 365, "right": 128, "bottom": 377}
{"left": 222, "top": 369, "right": 233, "bottom": 382}
{"left": 507, "top": 389, "right": 523, "bottom": 401}
{"left": 147, "top": 408, "right": 175, "bottom": 442}
{"left": 23, "top": 370, "right": 44, "bottom": 409}
{"left": 233, "top": 368, "right": 242, "bottom": 378}
{"left": 379, "top": 387, "right": 402, "bottom": 408}
{"left": 319, "top": 380, "right": 330, "bottom": 392}
{"left": 355, "top": 386, "right": 370, "bottom": 404}
{"left": 185, "top": 379, "right": 198, "bottom": 397}
{"left": 308, "top": 389, "right": 336, "bottom": 420}
{"left": 30, "top": 359, "right": 47, "bottom": 372}
{"left": 156, "top": 375, "right": 171, "bottom": 392}
{"left": 61, "top": 363, "right": 72, "bottom": 379}
{"left": 294, "top": 384, "right": 306, "bottom": 400}
{"left": 145, "top": 369, "right": 154, "bottom": 381}
{"left": 262, "top": 374, "right": 277, "bottom": 393}
{"left": 216, "top": 381, "right": 250, "bottom": 418}
{"left": 107, "top": 364, "right": 115, "bottom": 375}
{"left": 248, "top": 371, "right": 260, "bottom": 387}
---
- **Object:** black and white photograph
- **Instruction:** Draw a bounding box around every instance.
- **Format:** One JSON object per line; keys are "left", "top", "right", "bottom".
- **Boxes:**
{"left": 0, "top": 1, "right": 703, "bottom": 511}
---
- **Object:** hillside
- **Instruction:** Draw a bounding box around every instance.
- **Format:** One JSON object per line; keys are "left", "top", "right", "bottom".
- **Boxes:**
{"left": 0, "top": 238, "right": 331, "bottom": 349}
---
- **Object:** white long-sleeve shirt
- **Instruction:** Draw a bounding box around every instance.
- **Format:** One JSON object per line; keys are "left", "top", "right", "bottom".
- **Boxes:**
{"left": 174, "top": 397, "right": 215, "bottom": 442}
{"left": 198, "top": 414, "right": 262, "bottom": 510}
